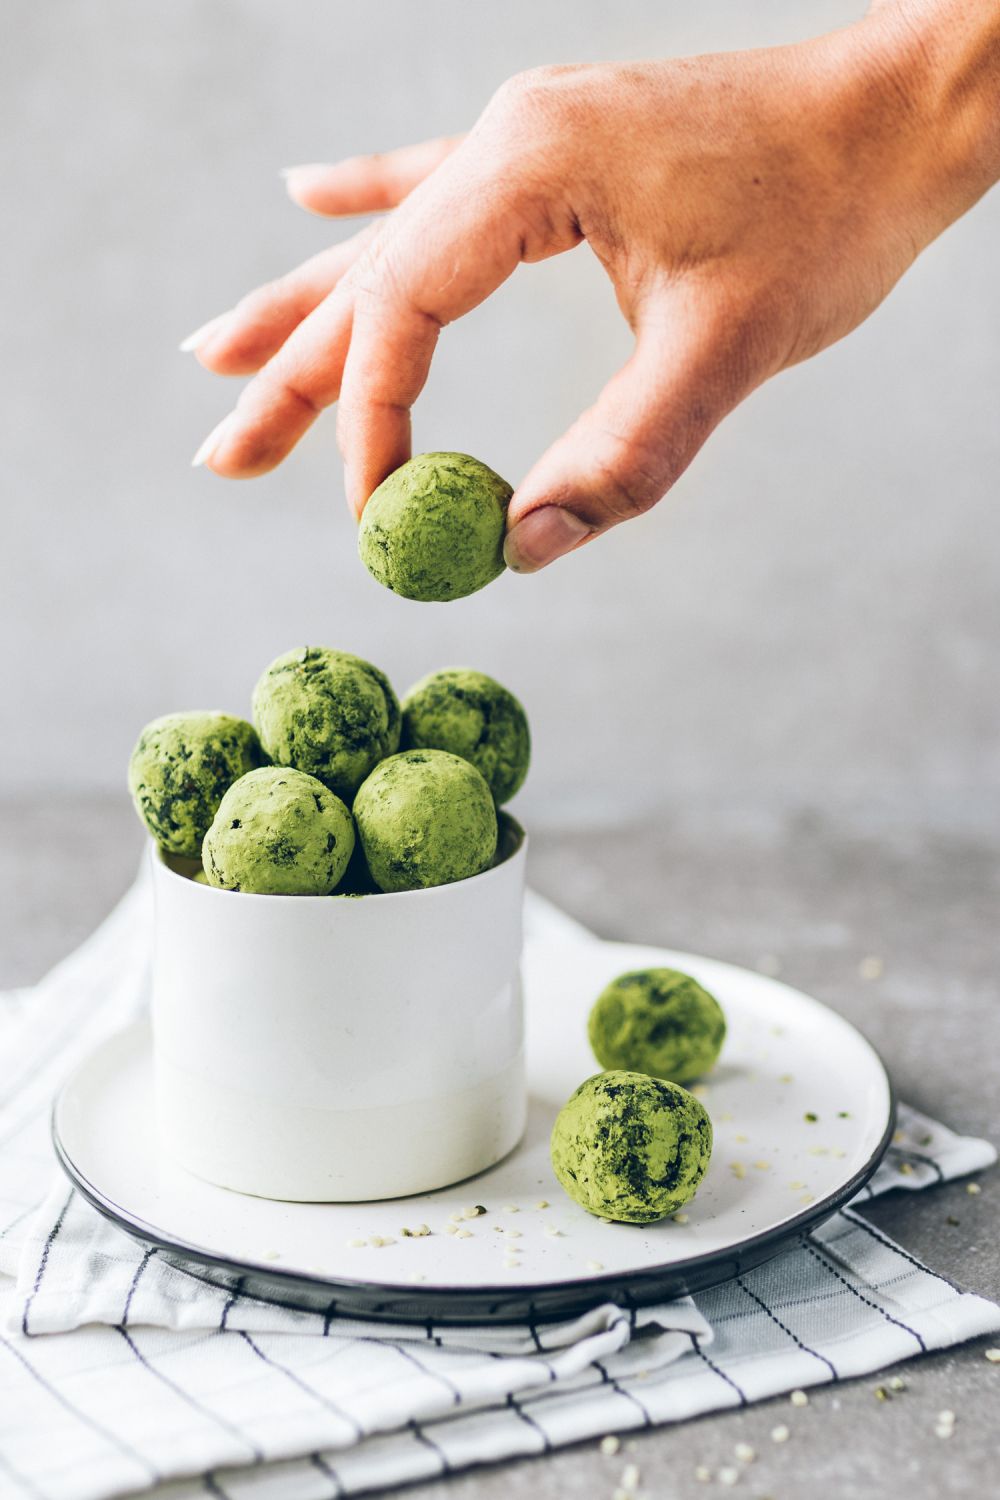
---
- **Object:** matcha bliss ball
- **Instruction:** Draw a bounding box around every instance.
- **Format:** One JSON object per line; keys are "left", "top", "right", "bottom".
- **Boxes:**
{"left": 252, "top": 646, "right": 400, "bottom": 804}
{"left": 588, "top": 968, "right": 726, "bottom": 1083}
{"left": 128, "top": 711, "right": 266, "bottom": 858}
{"left": 353, "top": 749, "right": 497, "bottom": 892}
{"left": 202, "top": 767, "right": 354, "bottom": 895}
{"left": 401, "top": 668, "right": 530, "bottom": 805}
{"left": 358, "top": 452, "right": 512, "bottom": 602}
{"left": 550, "top": 1071, "right": 713, "bottom": 1223}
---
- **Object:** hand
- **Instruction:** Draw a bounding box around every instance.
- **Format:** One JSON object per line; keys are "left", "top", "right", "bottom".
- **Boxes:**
{"left": 186, "top": 1, "right": 1000, "bottom": 572}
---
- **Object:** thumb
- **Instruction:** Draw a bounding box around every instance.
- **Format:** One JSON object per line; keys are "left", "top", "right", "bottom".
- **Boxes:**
{"left": 503, "top": 287, "right": 774, "bottom": 572}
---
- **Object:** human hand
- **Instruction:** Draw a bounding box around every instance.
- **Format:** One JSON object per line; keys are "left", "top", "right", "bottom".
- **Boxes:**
{"left": 186, "top": 1, "right": 1000, "bottom": 572}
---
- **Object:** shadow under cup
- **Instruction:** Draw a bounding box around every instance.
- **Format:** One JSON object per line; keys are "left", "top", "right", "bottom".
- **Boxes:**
{"left": 151, "top": 814, "right": 527, "bottom": 1202}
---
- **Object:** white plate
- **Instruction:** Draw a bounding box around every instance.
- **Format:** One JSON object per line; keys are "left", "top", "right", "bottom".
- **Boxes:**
{"left": 53, "top": 924, "right": 894, "bottom": 1324}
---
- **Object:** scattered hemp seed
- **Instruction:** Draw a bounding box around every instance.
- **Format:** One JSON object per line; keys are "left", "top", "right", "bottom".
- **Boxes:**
{"left": 805, "top": 1113, "right": 818, "bottom": 1123}
{"left": 415, "top": 1224, "right": 430, "bottom": 1236}
{"left": 887, "top": 1376, "right": 906, "bottom": 1391}
{"left": 754, "top": 1161, "right": 771, "bottom": 1171}
{"left": 600, "top": 1435, "right": 620, "bottom": 1455}
{"left": 780, "top": 1074, "right": 793, "bottom": 1084}
{"left": 534, "top": 1200, "right": 549, "bottom": 1210}
{"left": 502, "top": 1257, "right": 519, "bottom": 1269}
{"left": 694, "top": 1466, "right": 712, "bottom": 1482}
{"left": 860, "top": 956, "right": 883, "bottom": 981}
{"left": 503, "top": 1204, "right": 519, "bottom": 1213}
{"left": 504, "top": 1229, "right": 521, "bottom": 1239}
{"left": 788, "top": 1181, "right": 806, "bottom": 1190}
{"left": 947, "top": 1215, "right": 960, "bottom": 1226}
{"left": 443, "top": 1223, "right": 458, "bottom": 1235}
{"left": 800, "top": 1193, "right": 815, "bottom": 1205}
{"left": 735, "top": 1134, "right": 748, "bottom": 1143}
{"left": 734, "top": 1442, "right": 755, "bottom": 1463}
{"left": 718, "top": 1467, "right": 740, "bottom": 1487}
{"left": 400, "top": 1228, "right": 414, "bottom": 1237}
{"left": 720, "top": 1112, "right": 733, "bottom": 1121}
{"left": 770, "top": 1425, "right": 790, "bottom": 1443}
{"left": 875, "top": 1386, "right": 889, "bottom": 1401}
{"left": 673, "top": 1213, "right": 690, "bottom": 1224}
{"left": 984, "top": 1348, "right": 1000, "bottom": 1362}
{"left": 464, "top": 1205, "right": 487, "bottom": 1218}
{"left": 807, "top": 1146, "right": 828, "bottom": 1156}
{"left": 307, "top": 1265, "right": 325, "bottom": 1274}
{"left": 587, "top": 1260, "right": 604, "bottom": 1272}
{"left": 893, "top": 1130, "right": 905, "bottom": 1143}
{"left": 543, "top": 1224, "right": 560, "bottom": 1237}
{"left": 261, "top": 1249, "right": 280, "bottom": 1260}
{"left": 411, "top": 1271, "right": 425, "bottom": 1282}
{"left": 619, "top": 1462, "right": 640, "bottom": 1491}
{"left": 831, "top": 1148, "right": 846, "bottom": 1158}
{"left": 790, "top": 1389, "right": 809, "bottom": 1406}
{"left": 967, "top": 1182, "right": 982, "bottom": 1195}
{"left": 731, "top": 1163, "right": 747, "bottom": 1179}
{"left": 691, "top": 1084, "right": 709, "bottom": 1097}
{"left": 347, "top": 1239, "right": 365, "bottom": 1248}
{"left": 899, "top": 1162, "right": 914, "bottom": 1176}
{"left": 456, "top": 1228, "right": 472, "bottom": 1239}
{"left": 448, "top": 1211, "right": 464, "bottom": 1223}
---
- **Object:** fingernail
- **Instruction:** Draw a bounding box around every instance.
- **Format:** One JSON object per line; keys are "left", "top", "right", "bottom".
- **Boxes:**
{"left": 344, "top": 465, "right": 364, "bottom": 519}
{"left": 503, "top": 506, "right": 592, "bottom": 573}
{"left": 191, "top": 414, "right": 233, "bottom": 468}
{"left": 179, "top": 314, "right": 229, "bottom": 353}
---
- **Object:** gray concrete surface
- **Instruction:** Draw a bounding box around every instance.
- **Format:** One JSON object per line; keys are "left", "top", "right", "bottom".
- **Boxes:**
{"left": 1, "top": 795, "right": 996, "bottom": 1499}
{"left": 4, "top": 0, "right": 1000, "bottom": 827}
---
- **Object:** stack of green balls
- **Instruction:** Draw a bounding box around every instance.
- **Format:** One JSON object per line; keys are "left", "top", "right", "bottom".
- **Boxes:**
{"left": 127, "top": 647, "right": 530, "bottom": 898}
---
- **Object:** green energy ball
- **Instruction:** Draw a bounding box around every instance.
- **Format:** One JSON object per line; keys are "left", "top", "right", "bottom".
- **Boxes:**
{"left": 353, "top": 749, "right": 497, "bottom": 892}
{"left": 358, "top": 452, "right": 512, "bottom": 602}
{"left": 588, "top": 969, "right": 726, "bottom": 1083}
{"left": 401, "top": 668, "right": 530, "bottom": 805}
{"left": 202, "top": 767, "right": 354, "bottom": 895}
{"left": 128, "top": 712, "right": 266, "bottom": 859}
{"left": 252, "top": 646, "right": 400, "bottom": 804}
{"left": 550, "top": 1071, "right": 713, "bottom": 1224}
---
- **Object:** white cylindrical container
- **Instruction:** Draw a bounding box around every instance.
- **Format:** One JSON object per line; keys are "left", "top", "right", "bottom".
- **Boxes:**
{"left": 151, "top": 815, "right": 527, "bottom": 1201}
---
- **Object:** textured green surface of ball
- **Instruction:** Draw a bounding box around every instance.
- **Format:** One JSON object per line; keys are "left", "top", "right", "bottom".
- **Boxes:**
{"left": 588, "top": 968, "right": 726, "bottom": 1083}
{"left": 252, "top": 646, "right": 400, "bottom": 805}
{"left": 128, "top": 711, "right": 266, "bottom": 859}
{"left": 202, "top": 767, "right": 354, "bottom": 895}
{"left": 353, "top": 749, "right": 497, "bottom": 892}
{"left": 358, "top": 452, "right": 512, "bottom": 602}
{"left": 401, "top": 668, "right": 530, "bottom": 805}
{"left": 550, "top": 1071, "right": 712, "bottom": 1223}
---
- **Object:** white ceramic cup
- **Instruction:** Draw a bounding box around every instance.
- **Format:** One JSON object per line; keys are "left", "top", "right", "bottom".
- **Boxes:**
{"left": 151, "top": 814, "right": 527, "bottom": 1202}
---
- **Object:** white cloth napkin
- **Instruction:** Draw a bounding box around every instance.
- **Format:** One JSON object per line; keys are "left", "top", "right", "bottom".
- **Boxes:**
{"left": 0, "top": 864, "right": 997, "bottom": 1500}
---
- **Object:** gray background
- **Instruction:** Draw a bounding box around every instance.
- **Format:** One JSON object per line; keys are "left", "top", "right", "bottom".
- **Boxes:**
{"left": 3, "top": 0, "right": 999, "bottom": 827}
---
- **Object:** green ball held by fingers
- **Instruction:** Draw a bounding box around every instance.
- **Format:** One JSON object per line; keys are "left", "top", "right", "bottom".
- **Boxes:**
{"left": 401, "top": 668, "right": 531, "bottom": 805}
{"left": 353, "top": 749, "right": 497, "bottom": 892}
{"left": 252, "top": 646, "right": 400, "bottom": 805}
{"left": 358, "top": 452, "right": 512, "bottom": 602}
{"left": 588, "top": 968, "right": 726, "bottom": 1083}
{"left": 128, "top": 711, "right": 267, "bottom": 859}
{"left": 550, "top": 1071, "right": 713, "bottom": 1223}
{"left": 202, "top": 767, "right": 354, "bottom": 895}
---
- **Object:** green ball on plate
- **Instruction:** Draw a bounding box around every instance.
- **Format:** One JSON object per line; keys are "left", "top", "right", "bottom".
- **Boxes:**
{"left": 550, "top": 1070, "right": 713, "bottom": 1224}
{"left": 588, "top": 968, "right": 726, "bottom": 1083}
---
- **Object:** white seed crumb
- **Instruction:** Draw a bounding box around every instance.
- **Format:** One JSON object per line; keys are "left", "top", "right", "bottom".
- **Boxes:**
{"left": 534, "top": 1199, "right": 549, "bottom": 1209}
{"left": 673, "top": 1213, "right": 689, "bottom": 1224}
{"left": 503, "top": 1204, "right": 519, "bottom": 1213}
{"left": 893, "top": 1129, "right": 905, "bottom": 1143}
{"left": 934, "top": 1424, "right": 953, "bottom": 1440}
{"left": 734, "top": 1134, "right": 748, "bottom": 1143}
{"left": 416, "top": 1224, "right": 431, "bottom": 1236}
{"left": 448, "top": 1211, "right": 464, "bottom": 1223}
{"left": 443, "top": 1223, "right": 457, "bottom": 1235}
{"left": 754, "top": 1161, "right": 771, "bottom": 1171}
{"left": 800, "top": 1193, "right": 815, "bottom": 1205}
{"left": 984, "top": 1348, "right": 1000, "bottom": 1362}
{"left": 734, "top": 1442, "right": 755, "bottom": 1463}
{"left": 462, "top": 1205, "right": 478, "bottom": 1215}
{"left": 411, "top": 1272, "right": 425, "bottom": 1282}
{"left": 887, "top": 1375, "right": 906, "bottom": 1391}
{"left": 382, "top": 1236, "right": 395, "bottom": 1245}
{"left": 347, "top": 1239, "right": 365, "bottom": 1248}
{"left": 967, "top": 1182, "right": 981, "bottom": 1194}
{"left": 260, "top": 1249, "right": 280, "bottom": 1260}
{"left": 937, "top": 1410, "right": 955, "bottom": 1425}
{"left": 456, "top": 1228, "right": 472, "bottom": 1239}
{"left": 780, "top": 1074, "right": 793, "bottom": 1084}
{"left": 619, "top": 1461, "right": 640, "bottom": 1490}
{"left": 587, "top": 1260, "right": 604, "bottom": 1272}
{"left": 695, "top": 1466, "right": 712, "bottom": 1482}
{"left": 720, "top": 1112, "right": 733, "bottom": 1122}
{"left": 600, "top": 1435, "right": 620, "bottom": 1455}
{"left": 730, "top": 1163, "right": 746, "bottom": 1179}
{"left": 543, "top": 1224, "right": 560, "bottom": 1236}
{"left": 368, "top": 1236, "right": 383, "bottom": 1248}
{"left": 306, "top": 1265, "right": 325, "bottom": 1273}
{"left": 860, "top": 956, "right": 883, "bottom": 980}
{"left": 788, "top": 1180, "right": 806, "bottom": 1190}
{"left": 899, "top": 1161, "right": 914, "bottom": 1176}
{"left": 504, "top": 1229, "right": 521, "bottom": 1239}
{"left": 771, "top": 1424, "right": 789, "bottom": 1443}
{"left": 718, "top": 1466, "right": 740, "bottom": 1486}
{"left": 791, "top": 1389, "right": 809, "bottom": 1406}
{"left": 502, "top": 1257, "right": 519, "bottom": 1269}
{"left": 831, "top": 1147, "right": 846, "bottom": 1158}
{"left": 807, "top": 1146, "right": 828, "bottom": 1156}
{"left": 691, "top": 1084, "right": 709, "bottom": 1097}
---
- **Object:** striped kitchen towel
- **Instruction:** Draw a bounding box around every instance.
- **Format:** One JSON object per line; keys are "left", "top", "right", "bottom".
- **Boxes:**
{"left": 0, "top": 863, "right": 996, "bottom": 1500}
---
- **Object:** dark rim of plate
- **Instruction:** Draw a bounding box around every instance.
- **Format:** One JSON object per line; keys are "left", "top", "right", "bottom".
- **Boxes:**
{"left": 51, "top": 1069, "right": 897, "bottom": 1329}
